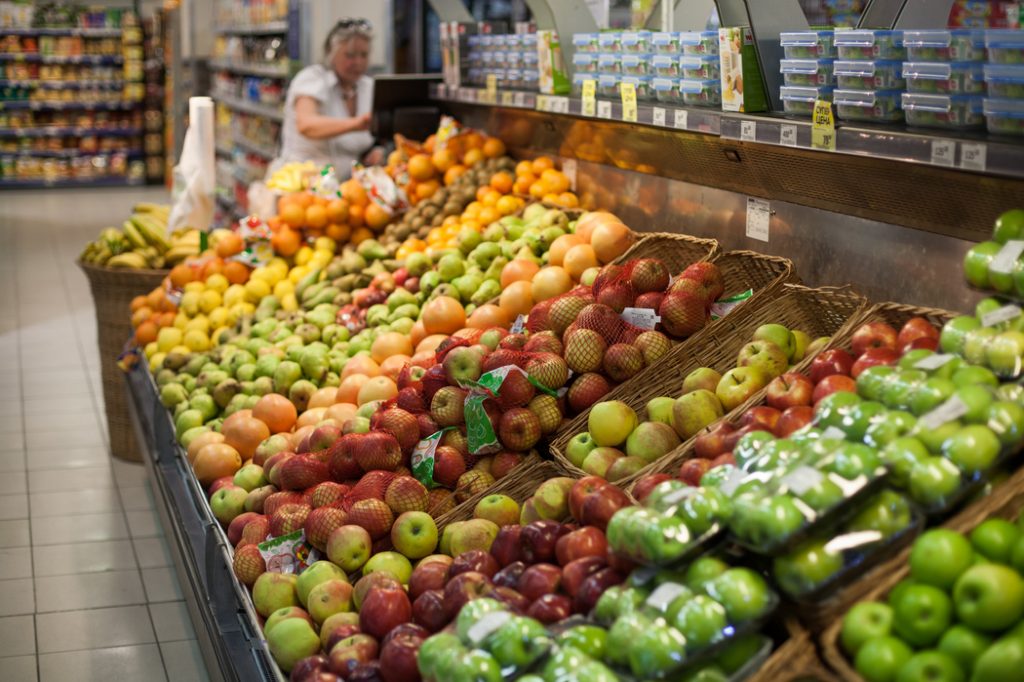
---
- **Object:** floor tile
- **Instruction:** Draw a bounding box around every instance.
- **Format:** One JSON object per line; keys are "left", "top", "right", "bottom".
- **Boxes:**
{"left": 30, "top": 512, "right": 129, "bottom": 546}
{"left": 26, "top": 430, "right": 103, "bottom": 452}
{"left": 23, "top": 411, "right": 100, "bottom": 432}
{"left": 141, "top": 567, "right": 183, "bottom": 603}
{"left": 35, "top": 605, "right": 154, "bottom": 654}
{"left": 26, "top": 447, "right": 109, "bottom": 471}
{"left": 0, "top": 431, "right": 26, "bottom": 451}
{"left": 0, "top": 471, "right": 26, "bottom": 495}
{"left": 38, "top": 643, "right": 166, "bottom": 682}
{"left": 118, "top": 485, "right": 155, "bottom": 511}
{"left": 34, "top": 569, "right": 145, "bottom": 612}
{"left": 132, "top": 537, "right": 172, "bottom": 569}
{"left": 28, "top": 467, "right": 114, "bottom": 493}
{"left": 161, "top": 639, "right": 208, "bottom": 682}
{"left": 125, "top": 509, "right": 162, "bottom": 538}
{"left": 0, "top": 494, "right": 28, "bottom": 520}
{"left": 32, "top": 540, "right": 136, "bottom": 577}
{"left": 148, "top": 601, "right": 194, "bottom": 642}
{"left": 0, "top": 615, "right": 35, "bottom": 656}
{"left": 22, "top": 396, "right": 95, "bottom": 415}
{"left": 0, "top": 547, "right": 32, "bottom": 579}
{"left": 29, "top": 489, "right": 122, "bottom": 518}
{"left": 0, "top": 655, "right": 37, "bottom": 682}
{"left": 0, "top": 519, "right": 30, "bottom": 548}
{"left": 0, "top": 451, "right": 25, "bottom": 472}
{"left": 0, "top": 578, "right": 35, "bottom": 616}
{"left": 112, "top": 461, "right": 148, "bottom": 487}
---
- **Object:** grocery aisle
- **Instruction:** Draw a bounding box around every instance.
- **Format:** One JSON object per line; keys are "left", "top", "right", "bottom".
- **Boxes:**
{"left": 0, "top": 188, "right": 209, "bottom": 682}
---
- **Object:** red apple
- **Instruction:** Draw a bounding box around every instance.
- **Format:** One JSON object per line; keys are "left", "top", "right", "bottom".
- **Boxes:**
{"left": 740, "top": 406, "right": 782, "bottom": 433}
{"left": 808, "top": 348, "right": 854, "bottom": 383}
{"left": 520, "top": 521, "right": 564, "bottom": 564}
{"left": 694, "top": 422, "right": 736, "bottom": 459}
{"left": 382, "top": 623, "right": 429, "bottom": 648}
{"left": 573, "top": 566, "right": 625, "bottom": 614}
{"left": 449, "top": 550, "right": 499, "bottom": 580}
{"left": 408, "top": 559, "right": 451, "bottom": 601}
{"left": 484, "top": 585, "right": 531, "bottom": 613}
{"left": 561, "top": 555, "right": 608, "bottom": 597}
{"left": 632, "top": 473, "right": 673, "bottom": 502}
{"left": 679, "top": 458, "right": 714, "bottom": 486}
{"left": 208, "top": 476, "right": 237, "bottom": 496}
{"left": 348, "top": 661, "right": 384, "bottom": 682}
{"left": 776, "top": 405, "right": 815, "bottom": 437}
{"left": 902, "top": 336, "right": 939, "bottom": 353}
{"left": 568, "top": 476, "right": 610, "bottom": 523}
{"left": 328, "top": 634, "right": 379, "bottom": 678}
{"left": 526, "top": 593, "right": 573, "bottom": 624}
{"left": 555, "top": 527, "right": 609, "bottom": 566}
{"left": 291, "top": 655, "right": 331, "bottom": 682}
{"left": 580, "top": 487, "right": 630, "bottom": 532}
{"left": 851, "top": 347, "right": 899, "bottom": 378}
{"left": 359, "top": 586, "right": 412, "bottom": 640}
{"left": 812, "top": 374, "right": 858, "bottom": 404}
{"left": 765, "top": 372, "right": 814, "bottom": 410}
{"left": 851, "top": 322, "right": 899, "bottom": 358}
{"left": 379, "top": 632, "right": 424, "bottom": 682}
{"left": 488, "top": 525, "right": 523, "bottom": 567}
{"left": 412, "top": 589, "right": 448, "bottom": 632}
{"left": 710, "top": 453, "right": 736, "bottom": 469}
{"left": 493, "top": 561, "right": 527, "bottom": 589}
{"left": 518, "top": 563, "right": 563, "bottom": 601}
{"left": 442, "top": 571, "right": 491, "bottom": 620}
{"left": 898, "top": 317, "right": 940, "bottom": 350}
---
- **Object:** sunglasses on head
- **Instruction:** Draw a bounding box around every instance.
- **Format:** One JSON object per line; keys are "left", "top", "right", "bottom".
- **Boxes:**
{"left": 333, "top": 18, "right": 372, "bottom": 32}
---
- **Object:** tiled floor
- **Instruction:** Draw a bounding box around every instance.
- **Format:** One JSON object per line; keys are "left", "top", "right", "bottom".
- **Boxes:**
{"left": 0, "top": 188, "right": 210, "bottom": 682}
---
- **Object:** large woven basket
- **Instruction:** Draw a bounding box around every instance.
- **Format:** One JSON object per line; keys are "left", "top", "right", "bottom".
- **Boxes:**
{"left": 619, "top": 230, "right": 721, "bottom": 270}
{"left": 821, "top": 465, "right": 1024, "bottom": 681}
{"left": 551, "top": 284, "right": 868, "bottom": 485}
{"left": 750, "top": 618, "right": 834, "bottom": 682}
{"left": 77, "top": 260, "right": 167, "bottom": 462}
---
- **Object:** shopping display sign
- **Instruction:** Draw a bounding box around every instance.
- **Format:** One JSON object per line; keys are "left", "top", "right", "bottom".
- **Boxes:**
{"left": 581, "top": 78, "right": 596, "bottom": 117}
{"left": 811, "top": 100, "right": 836, "bottom": 151}
{"left": 620, "top": 81, "right": 638, "bottom": 122}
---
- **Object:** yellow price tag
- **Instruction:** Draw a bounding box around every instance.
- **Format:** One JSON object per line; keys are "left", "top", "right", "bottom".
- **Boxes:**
{"left": 811, "top": 100, "right": 836, "bottom": 151}
{"left": 581, "top": 79, "right": 596, "bottom": 117}
{"left": 485, "top": 74, "right": 497, "bottom": 104}
{"left": 620, "top": 81, "right": 637, "bottom": 123}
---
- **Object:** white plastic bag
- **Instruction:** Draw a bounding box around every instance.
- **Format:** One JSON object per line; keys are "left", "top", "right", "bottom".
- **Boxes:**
{"left": 168, "top": 97, "right": 216, "bottom": 234}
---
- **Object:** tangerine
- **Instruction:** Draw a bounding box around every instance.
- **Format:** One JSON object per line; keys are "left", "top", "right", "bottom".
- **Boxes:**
{"left": 431, "top": 148, "right": 456, "bottom": 173}
{"left": 408, "top": 154, "right": 436, "bottom": 181}
{"left": 342, "top": 179, "right": 369, "bottom": 207}
{"left": 130, "top": 295, "right": 148, "bottom": 312}
{"left": 541, "top": 168, "right": 571, "bottom": 195}
{"left": 223, "top": 260, "right": 250, "bottom": 285}
{"left": 326, "top": 222, "right": 352, "bottom": 242}
{"left": 515, "top": 160, "right": 533, "bottom": 177}
{"left": 350, "top": 227, "right": 373, "bottom": 245}
{"left": 326, "top": 198, "right": 349, "bottom": 224}
{"left": 531, "top": 156, "right": 556, "bottom": 175}
{"left": 135, "top": 320, "right": 158, "bottom": 345}
{"left": 364, "top": 203, "right": 391, "bottom": 232}
{"left": 270, "top": 226, "right": 302, "bottom": 257}
{"left": 279, "top": 202, "right": 305, "bottom": 228}
{"left": 169, "top": 264, "right": 194, "bottom": 288}
{"left": 463, "top": 148, "right": 484, "bottom": 167}
{"left": 305, "top": 204, "right": 328, "bottom": 229}
{"left": 490, "top": 171, "right": 514, "bottom": 194}
{"left": 416, "top": 180, "right": 440, "bottom": 200}
{"left": 215, "top": 231, "right": 244, "bottom": 258}
{"left": 444, "top": 164, "right": 467, "bottom": 185}
{"left": 482, "top": 137, "right": 506, "bottom": 159}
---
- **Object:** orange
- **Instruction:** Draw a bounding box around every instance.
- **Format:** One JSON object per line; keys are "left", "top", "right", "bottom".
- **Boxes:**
{"left": 326, "top": 198, "right": 349, "bottom": 224}
{"left": 130, "top": 295, "right": 148, "bottom": 312}
{"left": 154, "top": 312, "right": 176, "bottom": 328}
{"left": 431, "top": 148, "right": 456, "bottom": 173}
{"left": 305, "top": 204, "right": 328, "bottom": 229}
{"left": 223, "top": 260, "right": 250, "bottom": 285}
{"left": 496, "top": 195, "right": 520, "bottom": 216}
{"left": 482, "top": 137, "right": 506, "bottom": 159}
{"left": 279, "top": 202, "right": 305, "bottom": 228}
{"left": 350, "top": 226, "right": 373, "bottom": 245}
{"left": 513, "top": 174, "right": 535, "bottom": 194}
{"left": 146, "top": 287, "right": 166, "bottom": 311}
{"left": 134, "top": 320, "right": 157, "bottom": 345}
{"left": 444, "top": 164, "right": 466, "bottom": 186}
{"left": 422, "top": 296, "right": 466, "bottom": 335}
{"left": 480, "top": 188, "right": 502, "bottom": 207}
{"left": 529, "top": 181, "right": 547, "bottom": 199}
{"left": 462, "top": 202, "right": 481, "bottom": 220}
{"left": 463, "top": 148, "right": 484, "bottom": 167}
{"left": 442, "top": 215, "right": 459, "bottom": 228}
{"left": 416, "top": 180, "right": 440, "bottom": 200}
{"left": 313, "top": 194, "right": 329, "bottom": 207}
{"left": 342, "top": 179, "right": 369, "bottom": 207}
{"left": 266, "top": 216, "right": 283, "bottom": 233}
{"left": 467, "top": 304, "right": 509, "bottom": 329}
{"left": 336, "top": 374, "right": 369, "bottom": 404}
{"left": 463, "top": 132, "right": 484, "bottom": 151}
{"left": 564, "top": 243, "right": 599, "bottom": 280}
{"left": 426, "top": 227, "right": 445, "bottom": 244}
{"left": 515, "top": 160, "right": 533, "bottom": 177}
{"left": 364, "top": 203, "right": 391, "bottom": 232}
{"left": 424, "top": 134, "right": 437, "bottom": 153}
{"left": 215, "top": 231, "right": 244, "bottom": 258}
{"left": 490, "top": 171, "right": 514, "bottom": 194}
{"left": 293, "top": 192, "right": 314, "bottom": 209}
{"left": 342, "top": 355, "right": 381, "bottom": 380}
{"left": 201, "top": 257, "right": 225, "bottom": 280}
{"left": 130, "top": 305, "right": 152, "bottom": 327}
{"left": 277, "top": 194, "right": 297, "bottom": 214}
{"left": 531, "top": 156, "right": 556, "bottom": 175}
{"left": 408, "top": 154, "right": 436, "bottom": 181}
{"left": 499, "top": 281, "right": 534, "bottom": 317}
{"left": 169, "top": 264, "right": 194, "bottom": 288}
{"left": 221, "top": 417, "right": 270, "bottom": 461}
{"left": 270, "top": 226, "right": 301, "bottom": 257}
{"left": 548, "top": 234, "right": 586, "bottom": 267}
{"left": 475, "top": 185, "right": 491, "bottom": 202}
{"left": 541, "top": 168, "right": 571, "bottom": 195}
{"left": 348, "top": 204, "right": 364, "bottom": 227}
{"left": 477, "top": 207, "right": 499, "bottom": 227}
{"left": 371, "top": 332, "right": 414, "bottom": 363}
{"left": 326, "top": 222, "right": 352, "bottom": 242}
{"left": 558, "top": 192, "right": 579, "bottom": 208}
{"left": 252, "top": 394, "right": 297, "bottom": 433}
{"left": 387, "top": 149, "right": 406, "bottom": 167}
{"left": 500, "top": 259, "right": 541, "bottom": 288}
{"left": 192, "top": 443, "right": 242, "bottom": 486}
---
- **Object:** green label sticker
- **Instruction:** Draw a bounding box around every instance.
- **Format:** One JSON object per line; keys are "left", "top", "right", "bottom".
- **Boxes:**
{"left": 710, "top": 289, "right": 753, "bottom": 320}
{"left": 411, "top": 428, "right": 452, "bottom": 488}
{"left": 257, "top": 529, "right": 320, "bottom": 574}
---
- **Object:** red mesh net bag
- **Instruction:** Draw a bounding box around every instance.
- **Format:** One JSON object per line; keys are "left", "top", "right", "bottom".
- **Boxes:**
{"left": 342, "top": 470, "right": 398, "bottom": 511}
{"left": 526, "top": 285, "right": 593, "bottom": 336}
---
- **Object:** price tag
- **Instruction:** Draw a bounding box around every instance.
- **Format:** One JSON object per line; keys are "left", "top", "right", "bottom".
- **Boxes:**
{"left": 652, "top": 107, "right": 666, "bottom": 126}
{"left": 673, "top": 109, "right": 688, "bottom": 130}
{"left": 581, "top": 78, "right": 597, "bottom": 116}
{"left": 822, "top": 426, "right": 847, "bottom": 441}
{"left": 620, "top": 81, "right": 638, "bottom": 122}
{"left": 719, "top": 468, "right": 747, "bottom": 497}
{"left": 514, "top": 91, "right": 526, "bottom": 107}
{"left": 561, "top": 159, "right": 577, "bottom": 188}
{"left": 661, "top": 486, "right": 699, "bottom": 506}
{"left": 466, "top": 611, "right": 512, "bottom": 644}
{"left": 931, "top": 139, "right": 956, "bottom": 167}
{"left": 501, "top": 91, "right": 514, "bottom": 106}
{"left": 485, "top": 74, "right": 497, "bottom": 103}
{"left": 915, "top": 353, "right": 956, "bottom": 371}
{"left": 621, "top": 307, "right": 661, "bottom": 329}
{"left": 919, "top": 395, "right": 969, "bottom": 431}
{"left": 982, "top": 304, "right": 1022, "bottom": 327}
{"left": 536, "top": 95, "right": 549, "bottom": 112}
{"left": 781, "top": 466, "right": 825, "bottom": 496}
{"left": 510, "top": 314, "right": 526, "bottom": 334}
{"left": 745, "top": 197, "right": 771, "bottom": 242}
{"left": 989, "top": 240, "right": 1024, "bottom": 274}
{"left": 646, "top": 583, "right": 690, "bottom": 611}
{"left": 811, "top": 100, "right": 836, "bottom": 151}
{"left": 780, "top": 124, "right": 798, "bottom": 147}
{"left": 960, "top": 143, "right": 987, "bottom": 172}
{"left": 597, "top": 100, "right": 612, "bottom": 119}
{"left": 555, "top": 96, "right": 570, "bottom": 113}
{"left": 740, "top": 120, "right": 757, "bottom": 142}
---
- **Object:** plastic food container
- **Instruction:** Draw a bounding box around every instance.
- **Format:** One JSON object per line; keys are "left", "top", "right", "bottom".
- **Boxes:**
{"left": 780, "top": 85, "right": 834, "bottom": 116}
{"left": 621, "top": 53, "right": 652, "bottom": 76}
{"left": 598, "top": 32, "right": 621, "bottom": 53}
{"left": 834, "top": 60, "right": 905, "bottom": 90}
{"left": 620, "top": 31, "right": 651, "bottom": 53}
{"left": 650, "top": 55, "right": 680, "bottom": 78}
{"left": 571, "top": 73, "right": 589, "bottom": 97}
{"left": 521, "top": 51, "right": 539, "bottom": 70}
{"left": 780, "top": 58, "right": 835, "bottom": 86}
{"left": 651, "top": 31, "right": 680, "bottom": 54}
{"left": 597, "top": 73, "right": 619, "bottom": 98}
{"left": 573, "top": 32, "right": 599, "bottom": 53}
{"left": 780, "top": 30, "right": 836, "bottom": 59}
{"left": 505, "top": 34, "right": 522, "bottom": 50}
{"left": 985, "top": 29, "right": 1024, "bottom": 64}
{"left": 680, "top": 78, "right": 721, "bottom": 106}
{"left": 521, "top": 33, "right": 537, "bottom": 51}
{"left": 902, "top": 93, "right": 984, "bottom": 129}
{"left": 834, "top": 88, "right": 904, "bottom": 122}
{"left": 521, "top": 69, "right": 539, "bottom": 92}
{"left": 984, "top": 63, "right": 1024, "bottom": 98}
{"left": 505, "top": 68, "right": 523, "bottom": 90}
{"left": 597, "top": 53, "right": 621, "bottom": 74}
{"left": 984, "top": 98, "right": 1024, "bottom": 136}
{"left": 904, "top": 62, "right": 985, "bottom": 94}
{"left": 491, "top": 51, "right": 507, "bottom": 68}
{"left": 681, "top": 54, "right": 720, "bottom": 80}
{"left": 835, "top": 30, "right": 905, "bottom": 60}
{"left": 679, "top": 30, "right": 719, "bottom": 56}
{"left": 572, "top": 52, "right": 598, "bottom": 74}
{"left": 652, "top": 76, "right": 681, "bottom": 104}
{"left": 903, "top": 29, "right": 985, "bottom": 62}
{"left": 505, "top": 51, "right": 523, "bottom": 70}
{"left": 620, "top": 75, "right": 652, "bottom": 101}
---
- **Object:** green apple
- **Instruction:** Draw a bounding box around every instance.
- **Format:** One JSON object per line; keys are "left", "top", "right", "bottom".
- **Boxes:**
{"left": 682, "top": 367, "right": 723, "bottom": 395}
{"left": 909, "top": 456, "right": 962, "bottom": 508}
{"left": 941, "top": 316, "right": 982, "bottom": 356}
{"left": 555, "top": 625, "right": 608, "bottom": 660}
{"left": 976, "top": 297, "right": 1006, "bottom": 322}
{"left": 326, "top": 524, "right": 372, "bottom": 573}
{"left": 951, "top": 365, "right": 999, "bottom": 389}
{"left": 455, "top": 597, "right": 505, "bottom": 642}
{"left": 210, "top": 486, "right": 247, "bottom": 525}
{"left": 646, "top": 396, "right": 676, "bottom": 426}
{"left": 864, "top": 409, "right": 918, "bottom": 449}
{"left": 772, "top": 539, "right": 844, "bottom": 597}
{"left": 265, "top": 617, "right": 321, "bottom": 673}
{"left": 846, "top": 490, "right": 912, "bottom": 538}
{"left": 993, "top": 208, "right": 1024, "bottom": 243}
{"left": 607, "top": 612, "right": 652, "bottom": 666}
{"left": 964, "top": 327, "right": 999, "bottom": 366}
{"left": 943, "top": 425, "right": 1001, "bottom": 475}
{"left": 753, "top": 323, "right": 795, "bottom": 360}
{"left": 362, "top": 551, "right": 413, "bottom": 584}
{"left": 674, "top": 594, "right": 728, "bottom": 650}
{"left": 956, "top": 384, "right": 996, "bottom": 424}
{"left": 986, "top": 400, "right": 1024, "bottom": 446}
{"left": 418, "top": 632, "right": 461, "bottom": 677}
{"left": 910, "top": 378, "right": 957, "bottom": 417}
{"left": 895, "top": 650, "right": 964, "bottom": 682}
{"left": 733, "top": 430, "right": 775, "bottom": 467}
{"left": 306, "top": 578, "right": 353, "bottom": 624}
{"left": 540, "top": 646, "right": 591, "bottom": 681}
{"left": 841, "top": 400, "right": 889, "bottom": 440}
{"left": 391, "top": 511, "right": 438, "bottom": 559}
{"left": 706, "top": 568, "right": 772, "bottom": 623}
{"left": 938, "top": 625, "right": 991, "bottom": 675}
{"left": 588, "top": 401, "right": 638, "bottom": 447}
{"left": 473, "top": 495, "right": 520, "bottom": 528}
{"left": 451, "top": 649, "right": 503, "bottom": 682}
{"left": 686, "top": 556, "right": 730, "bottom": 593}
{"left": 963, "top": 241, "right": 1002, "bottom": 288}
{"left": 487, "top": 614, "right": 550, "bottom": 670}
{"left": 827, "top": 442, "right": 882, "bottom": 479}
{"left": 565, "top": 431, "right": 598, "bottom": 468}
{"left": 296, "top": 560, "right": 347, "bottom": 607}
{"left": 252, "top": 572, "right": 299, "bottom": 618}
{"left": 854, "top": 635, "right": 913, "bottom": 682}
{"left": 814, "top": 391, "right": 862, "bottom": 430}
{"left": 672, "top": 389, "right": 725, "bottom": 439}
{"left": 987, "top": 330, "right": 1024, "bottom": 377}
{"left": 716, "top": 366, "right": 770, "bottom": 411}
{"left": 915, "top": 420, "right": 963, "bottom": 454}
{"left": 893, "top": 583, "right": 953, "bottom": 647}
{"left": 841, "top": 601, "right": 894, "bottom": 656}
{"left": 953, "top": 564, "right": 1024, "bottom": 632}
{"left": 858, "top": 365, "right": 898, "bottom": 402}
{"left": 732, "top": 495, "right": 806, "bottom": 547}
{"left": 970, "top": 518, "right": 1020, "bottom": 564}
{"left": 910, "top": 529, "right": 975, "bottom": 590}
{"left": 627, "top": 623, "right": 687, "bottom": 679}
{"left": 972, "top": 634, "right": 1024, "bottom": 682}
{"left": 882, "top": 437, "right": 930, "bottom": 487}
{"left": 791, "top": 330, "right": 811, "bottom": 362}
{"left": 715, "top": 634, "right": 768, "bottom": 674}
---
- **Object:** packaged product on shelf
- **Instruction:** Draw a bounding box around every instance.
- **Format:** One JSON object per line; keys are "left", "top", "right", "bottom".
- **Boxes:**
{"left": 680, "top": 29, "right": 719, "bottom": 56}
{"left": 905, "top": 61, "right": 986, "bottom": 94}
{"left": 681, "top": 78, "right": 722, "bottom": 107}
{"left": 652, "top": 76, "right": 682, "bottom": 104}
{"left": 521, "top": 68, "right": 539, "bottom": 92}
{"left": 571, "top": 72, "right": 589, "bottom": 97}
{"left": 598, "top": 31, "right": 622, "bottom": 53}
{"left": 572, "top": 52, "right": 598, "bottom": 75}
{"left": 621, "top": 30, "right": 652, "bottom": 54}
{"left": 573, "top": 32, "right": 599, "bottom": 54}
{"left": 651, "top": 54, "right": 681, "bottom": 78}
{"left": 620, "top": 75, "right": 652, "bottom": 101}
{"left": 984, "top": 63, "right": 1024, "bottom": 97}
{"left": 781, "top": 85, "right": 835, "bottom": 116}
{"left": 597, "top": 52, "right": 621, "bottom": 75}
{"left": 536, "top": 29, "right": 569, "bottom": 95}
{"left": 681, "top": 54, "right": 721, "bottom": 81}
{"left": 835, "top": 29, "right": 906, "bottom": 60}
{"left": 504, "top": 68, "right": 523, "bottom": 90}
{"left": 719, "top": 27, "right": 768, "bottom": 113}
{"left": 985, "top": 28, "right": 1024, "bottom": 63}
{"left": 834, "top": 59, "right": 906, "bottom": 90}
{"left": 780, "top": 58, "right": 836, "bottom": 87}
{"left": 834, "top": 88, "right": 904, "bottom": 122}
{"left": 902, "top": 93, "right": 985, "bottom": 129}
{"left": 621, "top": 53, "right": 652, "bottom": 76}
{"left": 598, "top": 73, "right": 620, "bottom": 98}
{"left": 780, "top": 30, "right": 836, "bottom": 59}
{"left": 651, "top": 31, "right": 681, "bottom": 54}
{"left": 902, "top": 29, "right": 986, "bottom": 61}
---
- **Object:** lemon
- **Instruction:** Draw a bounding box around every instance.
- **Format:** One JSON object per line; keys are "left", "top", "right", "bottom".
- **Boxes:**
{"left": 173, "top": 312, "right": 189, "bottom": 330}
{"left": 149, "top": 352, "right": 167, "bottom": 372}
{"left": 244, "top": 278, "right": 271, "bottom": 303}
{"left": 144, "top": 341, "right": 158, "bottom": 359}
{"left": 183, "top": 329, "right": 210, "bottom": 352}
{"left": 315, "top": 237, "right": 336, "bottom": 253}
{"left": 169, "top": 345, "right": 192, "bottom": 356}
{"left": 289, "top": 265, "right": 310, "bottom": 284}
{"left": 281, "top": 292, "right": 299, "bottom": 311}
{"left": 310, "top": 250, "right": 332, "bottom": 269}
{"left": 295, "top": 246, "right": 314, "bottom": 266}
{"left": 179, "top": 291, "right": 201, "bottom": 317}
{"left": 273, "top": 279, "right": 295, "bottom": 298}
{"left": 198, "top": 289, "right": 222, "bottom": 314}
{"left": 269, "top": 257, "right": 289, "bottom": 272}
{"left": 183, "top": 281, "right": 205, "bottom": 294}
{"left": 223, "top": 284, "right": 246, "bottom": 307}
{"left": 157, "top": 327, "right": 183, "bottom": 352}
{"left": 185, "top": 315, "right": 210, "bottom": 334}
{"left": 230, "top": 302, "right": 255, "bottom": 321}
{"left": 204, "top": 273, "right": 229, "bottom": 294}
{"left": 250, "top": 266, "right": 273, "bottom": 282}
{"left": 208, "top": 307, "right": 228, "bottom": 329}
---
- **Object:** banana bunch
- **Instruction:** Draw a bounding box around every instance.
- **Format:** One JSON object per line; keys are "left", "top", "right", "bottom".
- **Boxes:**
{"left": 266, "top": 161, "right": 318, "bottom": 192}
{"left": 80, "top": 203, "right": 190, "bottom": 269}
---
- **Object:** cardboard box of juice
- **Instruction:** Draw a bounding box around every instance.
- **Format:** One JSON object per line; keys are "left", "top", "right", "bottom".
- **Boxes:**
{"left": 537, "top": 29, "right": 570, "bottom": 95}
{"left": 719, "top": 26, "right": 768, "bottom": 112}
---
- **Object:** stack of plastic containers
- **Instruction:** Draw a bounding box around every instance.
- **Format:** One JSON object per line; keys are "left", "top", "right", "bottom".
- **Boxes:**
{"left": 901, "top": 29, "right": 986, "bottom": 130}
{"left": 466, "top": 32, "right": 539, "bottom": 92}
{"left": 983, "top": 30, "right": 1024, "bottom": 136}
{"left": 779, "top": 30, "right": 836, "bottom": 117}
{"left": 573, "top": 30, "right": 659, "bottom": 102}
{"left": 833, "top": 29, "right": 906, "bottom": 123}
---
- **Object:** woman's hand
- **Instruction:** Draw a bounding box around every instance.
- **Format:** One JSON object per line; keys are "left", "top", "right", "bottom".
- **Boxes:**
{"left": 363, "top": 146, "right": 385, "bottom": 166}
{"left": 353, "top": 113, "right": 371, "bottom": 132}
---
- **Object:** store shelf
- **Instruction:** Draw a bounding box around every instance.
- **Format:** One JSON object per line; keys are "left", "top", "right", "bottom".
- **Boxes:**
{"left": 215, "top": 143, "right": 234, "bottom": 157}
{"left": 0, "top": 27, "right": 122, "bottom": 36}
{"left": 211, "top": 93, "right": 283, "bottom": 122}
{"left": 0, "top": 175, "right": 144, "bottom": 188}
{"left": 0, "top": 53, "right": 124, "bottom": 64}
{"left": 214, "top": 21, "right": 288, "bottom": 36}
{"left": 233, "top": 136, "right": 276, "bottom": 160}
{"left": 208, "top": 59, "right": 288, "bottom": 79}
{"left": 0, "top": 79, "right": 126, "bottom": 89}
{"left": 0, "top": 126, "right": 141, "bottom": 137}
{"left": 431, "top": 84, "right": 1024, "bottom": 181}
{"left": 0, "top": 149, "right": 142, "bottom": 159}
{"left": 0, "top": 99, "right": 138, "bottom": 111}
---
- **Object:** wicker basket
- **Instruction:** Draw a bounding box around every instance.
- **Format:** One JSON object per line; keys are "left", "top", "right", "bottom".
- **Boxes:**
{"left": 77, "top": 260, "right": 168, "bottom": 462}
{"left": 821, "top": 465, "right": 1024, "bottom": 681}
{"left": 619, "top": 231, "right": 721, "bottom": 270}
{"left": 750, "top": 618, "right": 834, "bottom": 682}
{"left": 551, "top": 284, "right": 868, "bottom": 486}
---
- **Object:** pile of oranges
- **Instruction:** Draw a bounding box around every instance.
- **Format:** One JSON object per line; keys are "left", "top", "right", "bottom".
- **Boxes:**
{"left": 513, "top": 156, "right": 578, "bottom": 209}
{"left": 386, "top": 131, "right": 508, "bottom": 207}
{"left": 129, "top": 287, "right": 178, "bottom": 348}
{"left": 270, "top": 178, "right": 389, "bottom": 257}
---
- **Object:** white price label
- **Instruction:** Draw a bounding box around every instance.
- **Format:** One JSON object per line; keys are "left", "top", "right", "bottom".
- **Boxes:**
{"left": 510, "top": 314, "right": 526, "bottom": 334}
{"left": 661, "top": 486, "right": 699, "bottom": 506}
{"left": 960, "top": 143, "right": 988, "bottom": 172}
{"left": 646, "top": 583, "right": 689, "bottom": 611}
{"left": 501, "top": 91, "right": 514, "bottom": 106}
{"left": 719, "top": 468, "right": 747, "bottom": 497}
{"left": 652, "top": 107, "right": 667, "bottom": 126}
{"left": 561, "top": 159, "right": 577, "bottom": 188}
{"left": 745, "top": 197, "right": 771, "bottom": 243}
{"left": 822, "top": 426, "right": 847, "bottom": 441}
{"left": 914, "top": 353, "right": 956, "bottom": 371}
{"left": 514, "top": 92, "right": 526, "bottom": 106}
{"left": 919, "top": 395, "right": 969, "bottom": 431}
{"left": 982, "top": 304, "right": 1022, "bottom": 328}
{"left": 931, "top": 139, "right": 956, "bottom": 167}
{"left": 536, "top": 95, "right": 548, "bottom": 111}
{"left": 780, "top": 124, "right": 798, "bottom": 147}
{"left": 466, "top": 611, "right": 512, "bottom": 644}
{"left": 597, "top": 100, "right": 613, "bottom": 119}
{"left": 740, "top": 120, "right": 757, "bottom": 142}
{"left": 989, "top": 240, "right": 1024, "bottom": 275}
{"left": 621, "top": 307, "right": 661, "bottom": 329}
{"left": 781, "top": 466, "right": 825, "bottom": 496}
{"left": 673, "top": 109, "right": 688, "bottom": 130}
{"left": 553, "top": 96, "right": 569, "bottom": 113}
